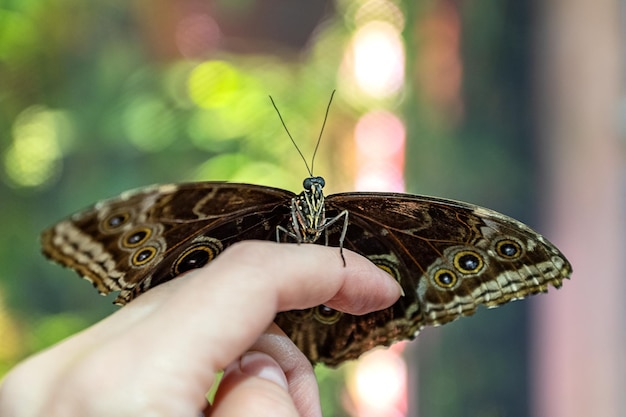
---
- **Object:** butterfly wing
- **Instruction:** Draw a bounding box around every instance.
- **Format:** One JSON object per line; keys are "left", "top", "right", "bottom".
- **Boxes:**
{"left": 42, "top": 185, "right": 571, "bottom": 367}
{"left": 274, "top": 192, "right": 572, "bottom": 366}
{"left": 41, "top": 182, "right": 295, "bottom": 304}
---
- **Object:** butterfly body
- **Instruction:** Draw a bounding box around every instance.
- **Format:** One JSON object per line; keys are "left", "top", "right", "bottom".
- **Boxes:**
{"left": 278, "top": 176, "right": 330, "bottom": 244}
{"left": 41, "top": 181, "right": 571, "bottom": 366}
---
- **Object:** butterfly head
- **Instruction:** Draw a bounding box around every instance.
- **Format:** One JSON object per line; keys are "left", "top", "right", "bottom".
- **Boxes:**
{"left": 303, "top": 176, "right": 325, "bottom": 192}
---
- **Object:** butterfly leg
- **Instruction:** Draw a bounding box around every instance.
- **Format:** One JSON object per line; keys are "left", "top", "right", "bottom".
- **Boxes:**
{"left": 276, "top": 225, "right": 302, "bottom": 243}
{"left": 322, "top": 210, "right": 349, "bottom": 266}
{"left": 275, "top": 197, "right": 307, "bottom": 243}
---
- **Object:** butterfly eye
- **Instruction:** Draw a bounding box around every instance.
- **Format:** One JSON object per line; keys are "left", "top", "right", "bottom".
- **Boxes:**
{"left": 433, "top": 268, "right": 458, "bottom": 288}
{"left": 453, "top": 250, "right": 484, "bottom": 274}
{"left": 314, "top": 305, "right": 342, "bottom": 324}
{"left": 132, "top": 246, "right": 158, "bottom": 266}
{"left": 495, "top": 239, "right": 523, "bottom": 260}
{"left": 122, "top": 227, "right": 152, "bottom": 248}
{"left": 302, "top": 176, "right": 326, "bottom": 190}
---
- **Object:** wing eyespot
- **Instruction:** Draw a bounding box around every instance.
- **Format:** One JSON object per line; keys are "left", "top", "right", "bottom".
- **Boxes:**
{"left": 494, "top": 238, "right": 524, "bottom": 260}
{"left": 132, "top": 246, "right": 158, "bottom": 266}
{"left": 371, "top": 259, "right": 401, "bottom": 284}
{"left": 172, "top": 237, "right": 224, "bottom": 276}
{"left": 122, "top": 227, "right": 152, "bottom": 248}
{"left": 174, "top": 246, "right": 213, "bottom": 275}
{"left": 102, "top": 212, "right": 130, "bottom": 232}
{"left": 314, "top": 305, "right": 342, "bottom": 324}
{"left": 453, "top": 250, "right": 484, "bottom": 274}
{"left": 433, "top": 268, "right": 458, "bottom": 289}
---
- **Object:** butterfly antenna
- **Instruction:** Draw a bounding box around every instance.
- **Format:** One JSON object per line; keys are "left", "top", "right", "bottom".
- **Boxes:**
{"left": 269, "top": 95, "right": 313, "bottom": 176}
{"left": 310, "top": 89, "right": 335, "bottom": 175}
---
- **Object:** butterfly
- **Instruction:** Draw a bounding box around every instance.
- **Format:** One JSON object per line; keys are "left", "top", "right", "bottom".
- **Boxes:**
{"left": 40, "top": 93, "right": 571, "bottom": 366}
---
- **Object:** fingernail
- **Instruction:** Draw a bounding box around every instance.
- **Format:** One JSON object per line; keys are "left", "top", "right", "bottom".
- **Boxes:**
{"left": 394, "top": 279, "right": 405, "bottom": 297}
{"left": 239, "top": 351, "right": 289, "bottom": 390}
{"left": 376, "top": 267, "right": 405, "bottom": 297}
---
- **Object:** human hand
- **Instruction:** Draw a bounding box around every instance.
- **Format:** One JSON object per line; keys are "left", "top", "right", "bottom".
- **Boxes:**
{"left": 0, "top": 241, "right": 401, "bottom": 417}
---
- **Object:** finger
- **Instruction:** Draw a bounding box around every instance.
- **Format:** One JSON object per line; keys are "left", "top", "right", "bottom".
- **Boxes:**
{"left": 209, "top": 351, "right": 303, "bottom": 417}
{"left": 249, "top": 324, "right": 321, "bottom": 417}
{"left": 47, "top": 240, "right": 400, "bottom": 355}
{"left": 51, "top": 240, "right": 400, "bottom": 350}
{"left": 179, "top": 240, "right": 402, "bottom": 314}
{"left": 139, "top": 241, "right": 401, "bottom": 369}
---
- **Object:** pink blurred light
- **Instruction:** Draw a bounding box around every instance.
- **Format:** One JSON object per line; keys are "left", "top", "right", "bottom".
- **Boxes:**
{"left": 355, "top": 163, "right": 404, "bottom": 192}
{"left": 176, "top": 13, "right": 221, "bottom": 58}
{"left": 354, "top": 111, "right": 406, "bottom": 192}
{"left": 349, "top": 347, "right": 408, "bottom": 417}
{"left": 355, "top": 110, "right": 405, "bottom": 158}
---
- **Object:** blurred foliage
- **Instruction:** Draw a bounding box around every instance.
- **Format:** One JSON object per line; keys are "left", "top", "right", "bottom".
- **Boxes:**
{"left": 1, "top": 1, "right": 536, "bottom": 416}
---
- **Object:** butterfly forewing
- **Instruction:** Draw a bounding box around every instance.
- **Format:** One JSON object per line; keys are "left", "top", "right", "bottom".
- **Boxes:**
{"left": 42, "top": 183, "right": 295, "bottom": 303}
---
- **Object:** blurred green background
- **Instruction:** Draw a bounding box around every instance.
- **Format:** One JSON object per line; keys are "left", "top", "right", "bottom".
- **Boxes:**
{"left": 0, "top": 1, "right": 588, "bottom": 416}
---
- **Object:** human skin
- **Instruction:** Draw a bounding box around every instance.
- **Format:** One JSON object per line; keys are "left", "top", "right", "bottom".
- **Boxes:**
{"left": 0, "top": 241, "right": 402, "bottom": 417}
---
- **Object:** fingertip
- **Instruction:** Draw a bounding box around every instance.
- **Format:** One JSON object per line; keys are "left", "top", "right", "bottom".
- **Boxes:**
{"left": 326, "top": 251, "right": 403, "bottom": 314}
{"left": 238, "top": 352, "right": 289, "bottom": 390}
{"left": 213, "top": 352, "right": 300, "bottom": 417}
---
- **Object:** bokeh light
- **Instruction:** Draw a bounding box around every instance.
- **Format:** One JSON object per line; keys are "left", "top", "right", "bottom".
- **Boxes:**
{"left": 355, "top": 110, "right": 405, "bottom": 160}
{"left": 123, "top": 95, "right": 178, "bottom": 152}
{"left": 175, "top": 13, "right": 221, "bottom": 58}
{"left": 348, "top": 347, "right": 408, "bottom": 417}
{"left": 354, "top": 111, "right": 406, "bottom": 192}
{"left": 187, "top": 60, "right": 241, "bottom": 108}
{"left": 3, "top": 106, "right": 74, "bottom": 188}
{"left": 349, "top": 21, "right": 405, "bottom": 98}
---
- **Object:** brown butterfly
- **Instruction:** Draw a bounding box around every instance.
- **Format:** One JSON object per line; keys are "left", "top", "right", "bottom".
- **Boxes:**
{"left": 41, "top": 94, "right": 571, "bottom": 366}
